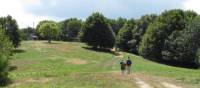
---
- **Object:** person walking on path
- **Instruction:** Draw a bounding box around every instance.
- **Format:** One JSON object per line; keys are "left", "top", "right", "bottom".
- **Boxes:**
{"left": 120, "top": 60, "right": 126, "bottom": 74}
{"left": 126, "top": 57, "right": 132, "bottom": 74}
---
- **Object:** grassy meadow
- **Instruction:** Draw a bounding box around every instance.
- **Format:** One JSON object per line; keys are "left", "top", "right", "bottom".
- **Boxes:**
{"left": 5, "top": 41, "right": 200, "bottom": 88}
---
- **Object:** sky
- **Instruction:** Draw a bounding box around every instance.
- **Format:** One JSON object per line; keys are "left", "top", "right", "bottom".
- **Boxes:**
{"left": 0, "top": 0, "right": 199, "bottom": 28}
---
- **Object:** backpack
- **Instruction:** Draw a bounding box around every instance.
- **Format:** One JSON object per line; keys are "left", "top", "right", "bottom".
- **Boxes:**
{"left": 127, "top": 60, "right": 132, "bottom": 66}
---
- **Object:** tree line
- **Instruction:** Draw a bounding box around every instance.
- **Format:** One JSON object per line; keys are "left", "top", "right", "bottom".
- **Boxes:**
{"left": 21, "top": 9, "right": 200, "bottom": 68}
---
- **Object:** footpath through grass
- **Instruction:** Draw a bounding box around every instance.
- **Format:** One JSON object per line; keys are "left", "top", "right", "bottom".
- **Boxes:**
{"left": 6, "top": 41, "right": 200, "bottom": 88}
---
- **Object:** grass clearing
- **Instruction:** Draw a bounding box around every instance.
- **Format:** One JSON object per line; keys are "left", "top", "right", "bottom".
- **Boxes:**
{"left": 4, "top": 41, "right": 200, "bottom": 88}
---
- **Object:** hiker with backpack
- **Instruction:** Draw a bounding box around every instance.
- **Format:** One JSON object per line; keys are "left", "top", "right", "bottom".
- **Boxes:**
{"left": 126, "top": 57, "right": 132, "bottom": 74}
{"left": 120, "top": 60, "right": 126, "bottom": 74}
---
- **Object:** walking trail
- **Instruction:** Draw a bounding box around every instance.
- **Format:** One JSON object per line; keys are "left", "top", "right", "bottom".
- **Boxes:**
{"left": 114, "top": 51, "right": 183, "bottom": 88}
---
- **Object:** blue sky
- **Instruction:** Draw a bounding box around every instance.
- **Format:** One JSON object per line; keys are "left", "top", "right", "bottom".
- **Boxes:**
{"left": 0, "top": 0, "right": 199, "bottom": 28}
{"left": 24, "top": 0, "right": 183, "bottom": 19}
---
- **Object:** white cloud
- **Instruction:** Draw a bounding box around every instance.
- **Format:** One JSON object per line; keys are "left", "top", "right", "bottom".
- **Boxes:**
{"left": 0, "top": 0, "right": 55, "bottom": 28}
{"left": 182, "top": 0, "right": 200, "bottom": 14}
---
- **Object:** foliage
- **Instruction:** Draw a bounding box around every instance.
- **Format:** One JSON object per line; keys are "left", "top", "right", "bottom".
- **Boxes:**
{"left": 162, "top": 16, "right": 200, "bottom": 68}
{"left": 0, "top": 15, "right": 20, "bottom": 48}
{"left": 0, "top": 29, "right": 13, "bottom": 86}
{"left": 59, "top": 18, "right": 82, "bottom": 41}
{"left": 80, "top": 12, "right": 115, "bottom": 49}
{"left": 36, "top": 20, "right": 50, "bottom": 40}
{"left": 116, "top": 20, "right": 135, "bottom": 51}
{"left": 139, "top": 22, "right": 167, "bottom": 59}
{"left": 37, "top": 21, "right": 59, "bottom": 43}
{"left": 139, "top": 9, "right": 199, "bottom": 68}
{"left": 108, "top": 17, "right": 127, "bottom": 35}
{"left": 19, "top": 27, "right": 36, "bottom": 40}
{"left": 131, "top": 14, "right": 157, "bottom": 54}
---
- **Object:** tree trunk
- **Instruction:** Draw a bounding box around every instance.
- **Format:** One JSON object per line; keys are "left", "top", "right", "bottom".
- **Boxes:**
{"left": 92, "top": 46, "right": 97, "bottom": 49}
{"left": 48, "top": 36, "right": 51, "bottom": 43}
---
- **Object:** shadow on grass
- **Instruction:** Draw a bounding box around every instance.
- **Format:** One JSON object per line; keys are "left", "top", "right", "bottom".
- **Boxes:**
{"left": 8, "top": 66, "right": 17, "bottom": 71}
{"left": 141, "top": 56, "right": 199, "bottom": 69}
{"left": 0, "top": 66, "right": 18, "bottom": 87}
{"left": 43, "top": 41, "right": 61, "bottom": 44}
{"left": 0, "top": 78, "right": 12, "bottom": 87}
{"left": 12, "top": 49, "right": 25, "bottom": 54}
{"left": 82, "top": 47, "right": 120, "bottom": 56}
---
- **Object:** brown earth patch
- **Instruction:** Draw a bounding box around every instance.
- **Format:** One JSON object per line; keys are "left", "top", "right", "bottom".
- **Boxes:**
{"left": 65, "top": 59, "right": 88, "bottom": 65}
{"left": 11, "top": 59, "right": 38, "bottom": 67}
{"left": 11, "top": 77, "right": 53, "bottom": 87}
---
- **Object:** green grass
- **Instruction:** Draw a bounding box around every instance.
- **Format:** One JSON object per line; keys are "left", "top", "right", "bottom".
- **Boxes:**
{"left": 5, "top": 41, "right": 200, "bottom": 88}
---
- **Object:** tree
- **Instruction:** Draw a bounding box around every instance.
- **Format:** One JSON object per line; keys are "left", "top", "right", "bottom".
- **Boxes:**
{"left": 37, "top": 21, "right": 59, "bottom": 43}
{"left": 0, "top": 15, "right": 20, "bottom": 48}
{"left": 139, "top": 9, "right": 187, "bottom": 59}
{"left": 116, "top": 20, "right": 135, "bottom": 51}
{"left": 20, "top": 27, "right": 35, "bottom": 40}
{"left": 139, "top": 9, "right": 200, "bottom": 68}
{"left": 59, "top": 18, "right": 82, "bottom": 41}
{"left": 184, "top": 10, "right": 198, "bottom": 21}
{"left": 139, "top": 22, "right": 167, "bottom": 60}
{"left": 80, "top": 12, "right": 115, "bottom": 49}
{"left": 0, "top": 29, "right": 13, "bottom": 86}
{"left": 162, "top": 16, "right": 200, "bottom": 68}
{"left": 108, "top": 17, "right": 127, "bottom": 35}
{"left": 36, "top": 20, "right": 49, "bottom": 40}
{"left": 131, "top": 14, "right": 157, "bottom": 54}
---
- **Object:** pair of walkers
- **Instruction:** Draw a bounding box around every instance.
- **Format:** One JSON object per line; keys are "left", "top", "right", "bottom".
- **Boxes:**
{"left": 120, "top": 57, "right": 132, "bottom": 74}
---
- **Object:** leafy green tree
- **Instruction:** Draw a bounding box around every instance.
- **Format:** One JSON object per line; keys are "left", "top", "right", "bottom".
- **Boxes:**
{"left": 20, "top": 27, "right": 35, "bottom": 40}
{"left": 184, "top": 10, "right": 198, "bottom": 21}
{"left": 116, "top": 20, "right": 135, "bottom": 51}
{"left": 36, "top": 20, "right": 49, "bottom": 40}
{"left": 131, "top": 14, "right": 157, "bottom": 54}
{"left": 139, "top": 22, "right": 167, "bottom": 59}
{"left": 162, "top": 16, "right": 200, "bottom": 68}
{"left": 59, "top": 19, "right": 69, "bottom": 40}
{"left": 139, "top": 9, "right": 186, "bottom": 59}
{"left": 80, "top": 12, "right": 115, "bottom": 49}
{"left": 139, "top": 9, "right": 199, "bottom": 68}
{"left": 108, "top": 17, "right": 127, "bottom": 35}
{"left": 37, "top": 21, "right": 59, "bottom": 43}
{"left": 0, "top": 29, "right": 13, "bottom": 86}
{"left": 0, "top": 15, "right": 20, "bottom": 48}
{"left": 59, "top": 18, "right": 82, "bottom": 41}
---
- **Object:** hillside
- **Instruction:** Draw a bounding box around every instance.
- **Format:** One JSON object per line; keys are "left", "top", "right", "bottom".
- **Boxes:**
{"left": 6, "top": 41, "right": 200, "bottom": 88}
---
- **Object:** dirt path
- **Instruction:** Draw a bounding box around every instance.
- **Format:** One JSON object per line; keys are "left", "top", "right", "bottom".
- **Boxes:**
{"left": 134, "top": 78, "right": 153, "bottom": 88}
{"left": 162, "top": 82, "right": 182, "bottom": 88}
{"left": 115, "top": 52, "right": 124, "bottom": 58}
{"left": 115, "top": 51, "right": 184, "bottom": 88}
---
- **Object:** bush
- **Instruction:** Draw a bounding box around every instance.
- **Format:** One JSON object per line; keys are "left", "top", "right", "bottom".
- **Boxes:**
{"left": 0, "top": 29, "right": 13, "bottom": 86}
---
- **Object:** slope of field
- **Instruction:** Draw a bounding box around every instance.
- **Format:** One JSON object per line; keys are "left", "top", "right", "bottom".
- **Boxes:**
{"left": 6, "top": 41, "right": 200, "bottom": 88}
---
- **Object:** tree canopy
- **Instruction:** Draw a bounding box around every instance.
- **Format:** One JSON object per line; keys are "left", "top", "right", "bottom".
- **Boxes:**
{"left": 139, "top": 9, "right": 199, "bottom": 68}
{"left": 37, "top": 21, "right": 59, "bottom": 43}
{"left": 80, "top": 12, "right": 115, "bottom": 49}
{"left": 59, "top": 18, "right": 82, "bottom": 41}
{"left": 0, "top": 15, "right": 20, "bottom": 48}
{"left": 116, "top": 20, "right": 135, "bottom": 51}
